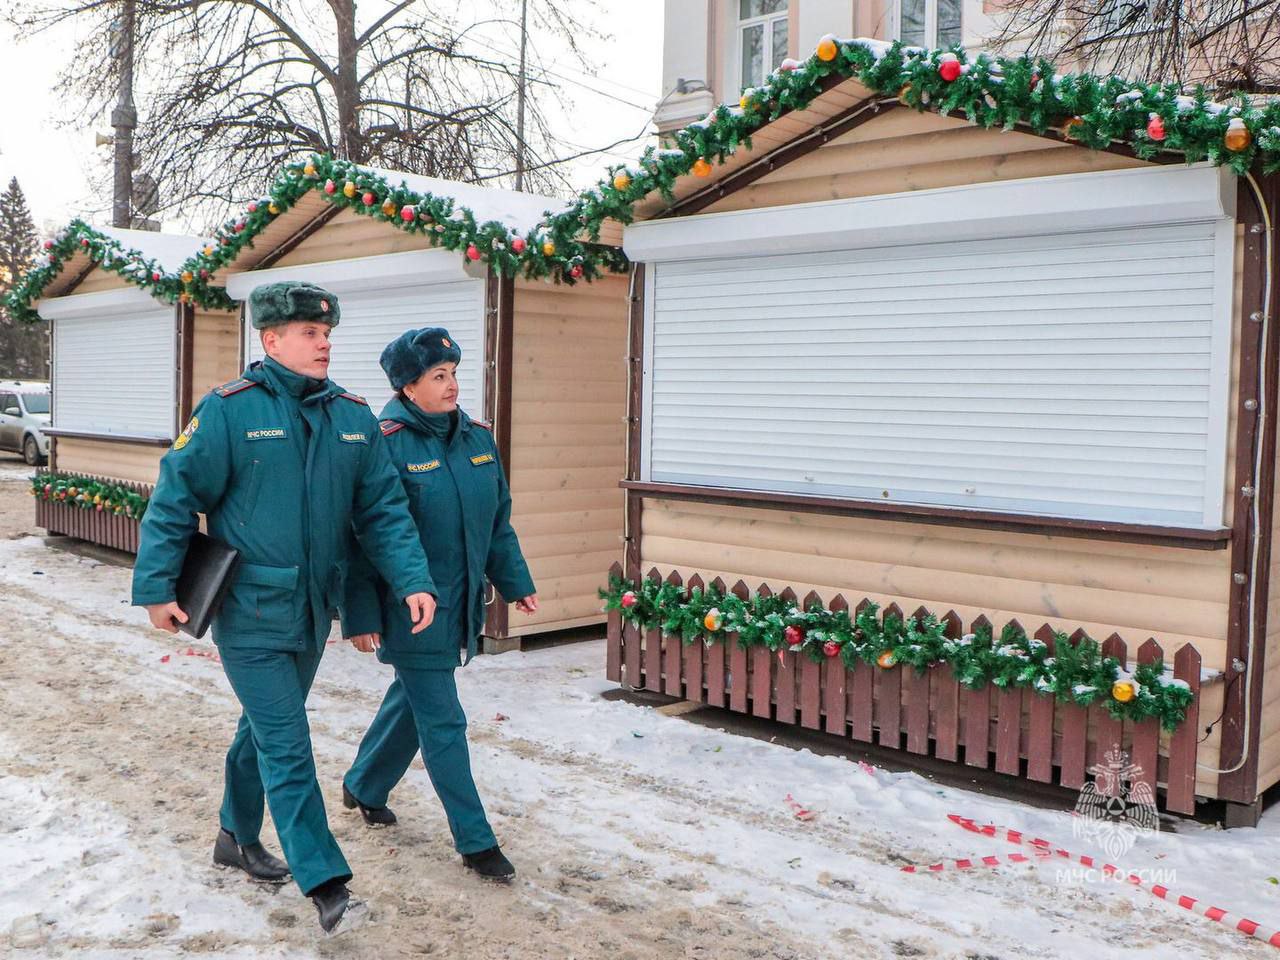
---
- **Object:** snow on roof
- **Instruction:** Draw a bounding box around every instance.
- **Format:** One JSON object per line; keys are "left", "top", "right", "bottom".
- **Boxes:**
{"left": 363, "top": 168, "right": 569, "bottom": 232}
{"left": 96, "top": 226, "right": 210, "bottom": 273}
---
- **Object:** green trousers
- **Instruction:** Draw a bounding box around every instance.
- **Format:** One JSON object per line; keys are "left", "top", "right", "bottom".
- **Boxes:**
{"left": 217, "top": 644, "right": 351, "bottom": 895}
{"left": 345, "top": 666, "right": 497, "bottom": 855}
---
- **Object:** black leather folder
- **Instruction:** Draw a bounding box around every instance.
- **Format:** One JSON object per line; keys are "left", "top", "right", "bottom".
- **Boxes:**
{"left": 175, "top": 532, "right": 239, "bottom": 639}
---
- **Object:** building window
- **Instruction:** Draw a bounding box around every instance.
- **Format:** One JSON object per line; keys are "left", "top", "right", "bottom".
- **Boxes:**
{"left": 739, "top": 0, "right": 789, "bottom": 91}
{"left": 898, "top": 0, "right": 963, "bottom": 49}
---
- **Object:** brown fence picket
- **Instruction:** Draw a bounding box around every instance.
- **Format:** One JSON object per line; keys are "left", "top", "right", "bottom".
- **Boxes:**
{"left": 963, "top": 615, "right": 992, "bottom": 768}
{"left": 1027, "top": 625, "right": 1057, "bottom": 783}
{"left": 1166, "top": 643, "right": 1202, "bottom": 815}
{"left": 994, "top": 619, "right": 1025, "bottom": 776}
{"left": 935, "top": 611, "right": 962, "bottom": 763}
{"left": 728, "top": 580, "right": 751, "bottom": 713}
{"left": 704, "top": 577, "right": 727, "bottom": 708}
{"left": 824, "top": 594, "right": 849, "bottom": 735}
{"left": 849, "top": 599, "right": 874, "bottom": 743}
{"left": 1093, "top": 634, "right": 1127, "bottom": 794}
{"left": 673, "top": 571, "right": 700, "bottom": 702}
{"left": 643, "top": 568, "right": 663, "bottom": 692}
{"left": 1131, "top": 639, "right": 1163, "bottom": 797}
{"left": 751, "top": 583, "right": 774, "bottom": 718}
{"left": 775, "top": 587, "right": 799, "bottom": 725}
{"left": 605, "top": 561, "right": 623, "bottom": 682}
{"left": 905, "top": 606, "right": 931, "bottom": 755}
{"left": 799, "top": 590, "right": 823, "bottom": 730}
{"left": 878, "top": 603, "right": 904, "bottom": 751}
{"left": 663, "top": 571, "right": 684, "bottom": 699}
{"left": 1058, "top": 629, "right": 1091, "bottom": 790}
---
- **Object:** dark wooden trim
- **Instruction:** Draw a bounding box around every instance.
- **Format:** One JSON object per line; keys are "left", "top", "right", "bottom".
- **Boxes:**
{"left": 483, "top": 270, "right": 515, "bottom": 644}
{"left": 57, "top": 258, "right": 103, "bottom": 299}
{"left": 1219, "top": 172, "right": 1278, "bottom": 803}
{"left": 620, "top": 480, "right": 1232, "bottom": 550}
{"left": 623, "top": 264, "right": 646, "bottom": 582}
{"left": 177, "top": 302, "right": 195, "bottom": 424}
{"left": 660, "top": 96, "right": 899, "bottom": 220}
{"left": 483, "top": 270, "right": 501, "bottom": 427}
{"left": 254, "top": 204, "right": 342, "bottom": 271}
{"left": 42, "top": 429, "right": 172, "bottom": 446}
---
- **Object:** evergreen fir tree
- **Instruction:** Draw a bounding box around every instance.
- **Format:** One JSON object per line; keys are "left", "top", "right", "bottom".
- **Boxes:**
{"left": 0, "top": 177, "right": 48, "bottom": 379}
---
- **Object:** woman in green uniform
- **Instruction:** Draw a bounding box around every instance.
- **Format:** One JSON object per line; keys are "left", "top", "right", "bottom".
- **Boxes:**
{"left": 340, "top": 326, "right": 536, "bottom": 881}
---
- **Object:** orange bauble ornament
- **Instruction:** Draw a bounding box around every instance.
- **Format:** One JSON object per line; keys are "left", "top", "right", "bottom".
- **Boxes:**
{"left": 1111, "top": 680, "right": 1137, "bottom": 703}
{"left": 703, "top": 608, "right": 723, "bottom": 632}
{"left": 613, "top": 172, "right": 631, "bottom": 192}
{"left": 542, "top": 240, "right": 556, "bottom": 257}
{"left": 1225, "top": 119, "right": 1252, "bottom": 152}
{"left": 816, "top": 36, "right": 838, "bottom": 62}
{"left": 876, "top": 651, "right": 895, "bottom": 669}
{"left": 692, "top": 158, "right": 712, "bottom": 177}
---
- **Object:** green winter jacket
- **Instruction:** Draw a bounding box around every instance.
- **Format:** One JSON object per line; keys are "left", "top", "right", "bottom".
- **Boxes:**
{"left": 132, "top": 358, "right": 435, "bottom": 651}
{"left": 339, "top": 395, "right": 535, "bottom": 667}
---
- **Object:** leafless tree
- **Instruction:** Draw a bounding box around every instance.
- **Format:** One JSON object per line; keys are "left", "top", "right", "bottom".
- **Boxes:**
{"left": 989, "top": 0, "right": 1280, "bottom": 94}
{"left": 5, "top": 1, "right": 612, "bottom": 228}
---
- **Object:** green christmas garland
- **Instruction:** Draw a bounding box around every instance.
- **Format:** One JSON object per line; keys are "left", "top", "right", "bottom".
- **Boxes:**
{"left": 4, "top": 220, "right": 235, "bottom": 325}
{"left": 600, "top": 574, "right": 1196, "bottom": 732}
{"left": 31, "top": 471, "right": 149, "bottom": 520}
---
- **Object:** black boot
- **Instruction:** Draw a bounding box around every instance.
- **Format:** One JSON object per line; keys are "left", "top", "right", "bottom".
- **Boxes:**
{"left": 462, "top": 845, "right": 515, "bottom": 882}
{"left": 309, "top": 878, "right": 368, "bottom": 936}
{"left": 212, "top": 828, "right": 291, "bottom": 884}
{"left": 342, "top": 783, "right": 397, "bottom": 827}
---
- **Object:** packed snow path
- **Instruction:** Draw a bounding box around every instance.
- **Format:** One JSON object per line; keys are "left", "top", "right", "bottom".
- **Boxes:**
{"left": 1, "top": 465, "right": 1279, "bottom": 957}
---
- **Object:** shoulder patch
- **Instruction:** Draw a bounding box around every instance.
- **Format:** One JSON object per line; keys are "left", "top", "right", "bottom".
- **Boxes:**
{"left": 214, "top": 378, "right": 259, "bottom": 398}
{"left": 380, "top": 419, "right": 405, "bottom": 437}
{"left": 471, "top": 420, "right": 493, "bottom": 431}
{"left": 337, "top": 392, "right": 368, "bottom": 405}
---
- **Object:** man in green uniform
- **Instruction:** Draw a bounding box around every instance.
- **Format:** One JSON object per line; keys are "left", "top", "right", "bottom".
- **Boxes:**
{"left": 131, "top": 282, "right": 437, "bottom": 936}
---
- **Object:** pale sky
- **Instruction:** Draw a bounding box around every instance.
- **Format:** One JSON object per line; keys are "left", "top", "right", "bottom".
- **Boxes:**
{"left": 0, "top": 0, "right": 664, "bottom": 237}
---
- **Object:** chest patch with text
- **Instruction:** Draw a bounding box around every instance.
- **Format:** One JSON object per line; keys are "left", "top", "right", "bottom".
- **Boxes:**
{"left": 339, "top": 431, "right": 368, "bottom": 444}
{"left": 245, "top": 428, "right": 286, "bottom": 441}
{"left": 407, "top": 460, "right": 441, "bottom": 473}
{"left": 470, "top": 453, "right": 495, "bottom": 466}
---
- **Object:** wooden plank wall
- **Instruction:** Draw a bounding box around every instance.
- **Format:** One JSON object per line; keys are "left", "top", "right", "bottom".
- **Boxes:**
{"left": 506, "top": 274, "right": 629, "bottom": 635}
{"left": 270, "top": 208, "right": 433, "bottom": 267}
{"left": 54, "top": 439, "right": 166, "bottom": 485}
{"left": 68, "top": 267, "right": 130, "bottom": 296}
{"left": 192, "top": 309, "right": 243, "bottom": 400}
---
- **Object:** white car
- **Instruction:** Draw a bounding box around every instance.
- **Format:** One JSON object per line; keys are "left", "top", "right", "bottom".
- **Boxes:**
{"left": 0, "top": 383, "right": 50, "bottom": 465}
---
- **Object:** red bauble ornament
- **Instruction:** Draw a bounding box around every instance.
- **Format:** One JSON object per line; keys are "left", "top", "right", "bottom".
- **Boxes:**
{"left": 939, "top": 56, "right": 961, "bottom": 83}
{"left": 151, "top": 271, "right": 162, "bottom": 281}
{"left": 247, "top": 202, "right": 259, "bottom": 213}
{"left": 199, "top": 269, "right": 209, "bottom": 280}
{"left": 511, "top": 236, "right": 526, "bottom": 254}
{"left": 466, "top": 244, "right": 481, "bottom": 261}
{"left": 400, "top": 205, "right": 416, "bottom": 222}
{"left": 620, "top": 591, "right": 637, "bottom": 609}
{"left": 80, "top": 238, "right": 90, "bottom": 247}
{"left": 1030, "top": 72, "right": 1040, "bottom": 90}
{"left": 42, "top": 484, "right": 51, "bottom": 493}
{"left": 1146, "top": 115, "right": 1166, "bottom": 141}
{"left": 362, "top": 191, "right": 376, "bottom": 206}
{"left": 324, "top": 179, "right": 337, "bottom": 195}
{"left": 43, "top": 240, "right": 53, "bottom": 250}
{"left": 570, "top": 263, "right": 584, "bottom": 279}
{"left": 784, "top": 625, "right": 805, "bottom": 648}
{"left": 823, "top": 641, "right": 841, "bottom": 658}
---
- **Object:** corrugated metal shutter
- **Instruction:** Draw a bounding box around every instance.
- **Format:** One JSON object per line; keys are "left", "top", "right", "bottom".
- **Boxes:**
{"left": 644, "top": 221, "right": 1233, "bottom": 527}
{"left": 53, "top": 307, "right": 176, "bottom": 438}
{"left": 246, "top": 281, "right": 486, "bottom": 417}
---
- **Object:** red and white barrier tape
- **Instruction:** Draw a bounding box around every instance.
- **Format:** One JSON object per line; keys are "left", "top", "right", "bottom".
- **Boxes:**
{"left": 784, "top": 793, "right": 816, "bottom": 821}
{"left": 159, "top": 646, "right": 221, "bottom": 665}
{"left": 900, "top": 813, "right": 1280, "bottom": 949}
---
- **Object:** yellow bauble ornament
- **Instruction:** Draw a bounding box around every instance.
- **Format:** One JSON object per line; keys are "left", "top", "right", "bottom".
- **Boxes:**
{"left": 203, "top": 245, "right": 215, "bottom": 257}
{"left": 268, "top": 202, "right": 280, "bottom": 215}
{"left": 1225, "top": 119, "right": 1252, "bottom": 152}
{"left": 303, "top": 161, "right": 316, "bottom": 177}
{"left": 703, "top": 608, "right": 723, "bottom": 632}
{"left": 1111, "top": 680, "right": 1137, "bottom": 703}
{"left": 381, "top": 199, "right": 397, "bottom": 217}
{"left": 93, "top": 494, "right": 101, "bottom": 504}
{"left": 343, "top": 181, "right": 357, "bottom": 198}
{"left": 1061, "top": 116, "right": 1083, "bottom": 139}
{"left": 897, "top": 83, "right": 913, "bottom": 105}
{"left": 692, "top": 157, "right": 712, "bottom": 177}
{"left": 613, "top": 172, "right": 631, "bottom": 191}
{"left": 180, "top": 270, "right": 193, "bottom": 284}
{"left": 816, "top": 36, "right": 838, "bottom": 62}
{"left": 542, "top": 240, "right": 556, "bottom": 257}
{"left": 876, "top": 650, "right": 895, "bottom": 669}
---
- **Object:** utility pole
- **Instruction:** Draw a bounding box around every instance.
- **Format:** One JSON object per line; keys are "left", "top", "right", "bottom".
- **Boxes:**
{"left": 111, "top": 0, "right": 136, "bottom": 228}
{"left": 514, "top": 0, "right": 528, "bottom": 191}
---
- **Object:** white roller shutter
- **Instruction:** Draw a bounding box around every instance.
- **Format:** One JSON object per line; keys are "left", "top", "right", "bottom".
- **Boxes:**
{"left": 639, "top": 214, "right": 1235, "bottom": 529}
{"left": 46, "top": 293, "right": 176, "bottom": 439}
{"left": 246, "top": 280, "right": 485, "bottom": 417}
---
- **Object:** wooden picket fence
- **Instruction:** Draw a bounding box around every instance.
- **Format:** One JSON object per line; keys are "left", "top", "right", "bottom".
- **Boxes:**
{"left": 605, "top": 563, "right": 1206, "bottom": 815}
{"left": 35, "top": 477, "right": 150, "bottom": 554}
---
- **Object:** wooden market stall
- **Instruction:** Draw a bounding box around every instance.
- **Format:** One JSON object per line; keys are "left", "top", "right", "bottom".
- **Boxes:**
{"left": 596, "top": 38, "right": 1280, "bottom": 824}
{"left": 9, "top": 225, "right": 240, "bottom": 551}
{"left": 199, "top": 166, "right": 630, "bottom": 649}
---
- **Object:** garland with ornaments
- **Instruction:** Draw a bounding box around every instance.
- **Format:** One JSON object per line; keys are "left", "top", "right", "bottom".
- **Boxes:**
{"left": 601, "top": 575, "right": 1196, "bottom": 732}
{"left": 30, "top": 471, "right": 149, "bottom": 519}
{"left": 176, "top": 155, "right": 631, "bottom": 295}
{"left": 4, "top": 220, "right": 235, "bottom": 325}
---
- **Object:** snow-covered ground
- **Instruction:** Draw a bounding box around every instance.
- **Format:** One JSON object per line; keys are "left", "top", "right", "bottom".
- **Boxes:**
{"left": 2, "top": 527, "right": 1280, "bottom": 958}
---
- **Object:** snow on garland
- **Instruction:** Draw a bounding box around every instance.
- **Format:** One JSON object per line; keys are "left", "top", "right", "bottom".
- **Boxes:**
{"left": 176, "top": 155, "right": 631, "bottom": 297}
{"left": 30, "top": 471, "right": 149, "bottom": 519}
{"left": 4, "top": 220, "right": 235, "bottom": 325}
{"left": 600, "top": 575, "right": 1196, "bottom": 732}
